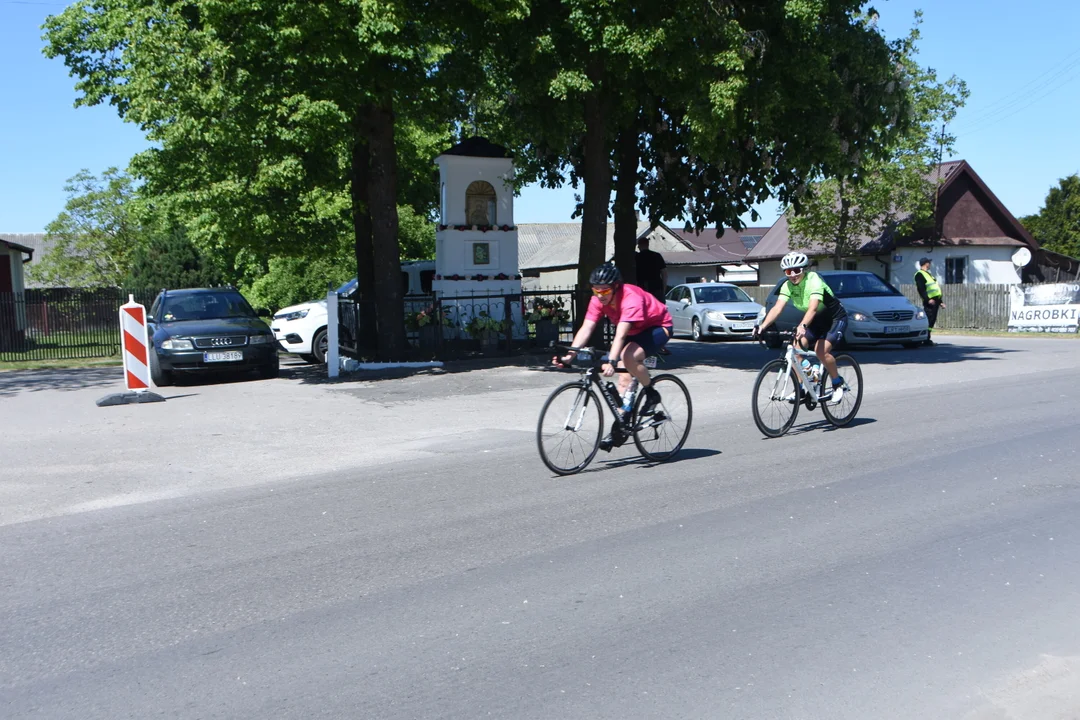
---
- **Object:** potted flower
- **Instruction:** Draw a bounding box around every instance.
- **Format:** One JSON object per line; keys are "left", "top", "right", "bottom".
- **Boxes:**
{"left": 406, "top": 304, "right": 452, "bottom": 349}
{"left": 527, "top": 297, "right": 570, "bottom": 347}
{"left": 465, "top": 311, "right": 507, "bottom": 352}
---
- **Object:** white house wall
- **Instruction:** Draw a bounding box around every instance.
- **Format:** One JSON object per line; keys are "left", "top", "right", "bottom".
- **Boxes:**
{"left": 893, "top": 245, "right": 1020, "bottom": 284}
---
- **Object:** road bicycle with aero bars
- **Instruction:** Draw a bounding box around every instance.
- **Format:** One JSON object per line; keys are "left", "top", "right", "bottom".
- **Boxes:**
{"left": 751, "top": 330, "right": 863, "bottom": 438}
{"left": 537, "top": 344, "right": 692, "bottom": 475}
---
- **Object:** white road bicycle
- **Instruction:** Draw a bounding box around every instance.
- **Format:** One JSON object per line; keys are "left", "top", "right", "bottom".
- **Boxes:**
{"left": 751, "top": 331, "right": 863, "bottom": 438}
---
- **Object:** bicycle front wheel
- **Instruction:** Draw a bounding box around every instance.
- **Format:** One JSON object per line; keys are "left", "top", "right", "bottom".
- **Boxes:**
{"left": 752, "top": 359, "right": 800, "bottom": 438}
{"left": 537, "top": 382, "right": 603, "bottom": 475}
{"left": 820, "top": 353, "right": 863, "bottom": 427}
{"left": 632, "top": 374, "right": 692, "bottom": 462}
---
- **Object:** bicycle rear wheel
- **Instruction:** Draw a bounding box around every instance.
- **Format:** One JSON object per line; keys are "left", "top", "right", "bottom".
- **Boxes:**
{"left": 752, "top": 359, "right": 800, "bottom": 438}
{"left": 820, "top": 353, "right": 863, "bottom": 427}
{"left": 537, "top": 382, "right": 603, "bottom": 475}
{"left": 632, "top": 374, "right": 692, "bottom": 462}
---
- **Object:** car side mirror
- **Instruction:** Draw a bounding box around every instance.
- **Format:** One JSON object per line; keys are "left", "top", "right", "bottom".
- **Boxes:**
{"left": 680, "top": 298, "right": 690, "bottom": 306}
{"left": 146, "top": 315, "right": 154, "bottom": 323}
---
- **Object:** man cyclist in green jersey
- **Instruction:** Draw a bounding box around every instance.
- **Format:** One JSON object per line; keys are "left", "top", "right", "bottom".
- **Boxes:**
{"left": 753, "top": 251, "right": 848, "bottom": 403}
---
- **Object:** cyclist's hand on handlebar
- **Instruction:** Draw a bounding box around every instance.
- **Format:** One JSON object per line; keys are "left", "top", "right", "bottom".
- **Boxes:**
{"left": 601, "top": 362, "right": 616, "bottom": 377}
{"left": 751, "top": 324, "right": 761, "bottom": 340}
{"left": 552, "top": 354, "right": 573, "bottom": 368}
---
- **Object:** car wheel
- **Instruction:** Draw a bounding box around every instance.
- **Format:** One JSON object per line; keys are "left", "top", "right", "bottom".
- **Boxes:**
{"left": 311, "top": 327, "right": 328, "bottom": 364}
{"left": 691, "top": 318, "right": 703, "bottom": 342}
{"left": 149, "top": 349, "right": 173, "bottom": 387}
{"left": 259, "top": 357, "right": 280, "bottom": 379}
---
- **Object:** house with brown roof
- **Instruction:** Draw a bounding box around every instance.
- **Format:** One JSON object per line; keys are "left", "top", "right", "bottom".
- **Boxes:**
{"left": 0, "top": 236, "right": 34, "bottom": 349}
{"left": 664, "top": 226, "right": 769, "bottom": 286}
{"left": 745, "top": 160, "right": 1072, "bottom": 288}
{"left": 519, "top": 222, "right": 766, "bottom": 289}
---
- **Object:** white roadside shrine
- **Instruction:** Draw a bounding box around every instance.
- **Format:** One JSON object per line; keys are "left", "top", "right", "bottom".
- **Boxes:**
{"left": 432, "top": 137, "right": 525, "bottom": 342}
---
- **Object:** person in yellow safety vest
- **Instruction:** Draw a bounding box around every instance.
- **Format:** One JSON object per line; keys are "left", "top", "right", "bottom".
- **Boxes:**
{"left": 914, "top": 257, "right": 945, "bottom": 346}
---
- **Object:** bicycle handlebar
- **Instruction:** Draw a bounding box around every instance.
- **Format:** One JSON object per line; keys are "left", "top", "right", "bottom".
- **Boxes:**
{"left": 549, "top": 342, "right": 629, "bottom": 371}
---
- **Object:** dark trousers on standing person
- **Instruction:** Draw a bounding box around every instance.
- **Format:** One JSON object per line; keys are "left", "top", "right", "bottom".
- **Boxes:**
{"left": 924, "top": 301, "right": 940, "bottom": 344}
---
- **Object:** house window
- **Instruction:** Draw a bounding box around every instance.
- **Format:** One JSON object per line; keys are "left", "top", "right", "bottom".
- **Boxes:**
{"left": 465, "top": 181, "right": 497, "bottom": 225}
{"left": 945, "top": 256, "right": 967, "bottom": 284}
{"left": 843, "top": 260, "right": 858, "bottom": 271}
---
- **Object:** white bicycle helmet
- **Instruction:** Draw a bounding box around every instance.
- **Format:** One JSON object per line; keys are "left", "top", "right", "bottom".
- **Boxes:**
{"left": 780, "top": 251, "right": 810, "bottom": 271}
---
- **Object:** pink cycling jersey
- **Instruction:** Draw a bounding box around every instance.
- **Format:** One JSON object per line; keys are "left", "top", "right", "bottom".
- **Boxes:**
{"left": 585, "top": 283, "right": 673, "bottom": 334}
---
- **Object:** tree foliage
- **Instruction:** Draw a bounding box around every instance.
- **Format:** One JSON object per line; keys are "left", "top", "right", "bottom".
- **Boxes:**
{"left": 30, "top": 168, "right": 144, "bottom": 288}
{"left": 787, "top": 11, "right": 969, "bottom": 267}
{"left": 125, "top": 227, "right": 226, "bottom": 291}
{"left": 1022, "top": 174, "right": 1080, "bottom": 259}
{"left": 479, "top": 0, "right": 919, "bottom": 314}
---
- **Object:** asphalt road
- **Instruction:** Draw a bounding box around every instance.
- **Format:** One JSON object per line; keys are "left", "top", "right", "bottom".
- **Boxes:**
{"left": 2, "top": 336, "right": 1079, "bottom": 719}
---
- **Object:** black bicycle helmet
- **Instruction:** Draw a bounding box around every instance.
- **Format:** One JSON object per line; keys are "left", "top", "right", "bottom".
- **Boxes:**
{"left": 589, "top": 262, "right": 622, "bottom": 286}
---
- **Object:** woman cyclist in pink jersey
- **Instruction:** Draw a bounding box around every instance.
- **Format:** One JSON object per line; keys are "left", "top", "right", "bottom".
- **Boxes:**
{"left": 554, "top": 263, "right": 673, "bottom": 446}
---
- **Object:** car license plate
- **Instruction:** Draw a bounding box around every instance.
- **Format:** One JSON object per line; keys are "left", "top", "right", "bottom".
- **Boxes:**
{"left": 883, "top": 325, "right": 910, "bottom": 334}
{"left": 733, "top": 321, "right": 756, "bottom": 329}
{"left": 204, "top": 351, "right": 243, "bottom": 362}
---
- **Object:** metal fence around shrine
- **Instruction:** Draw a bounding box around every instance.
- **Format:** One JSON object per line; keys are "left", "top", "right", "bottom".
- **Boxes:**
{"left": 336, "top": 287, "right": 608, "bottom": 361}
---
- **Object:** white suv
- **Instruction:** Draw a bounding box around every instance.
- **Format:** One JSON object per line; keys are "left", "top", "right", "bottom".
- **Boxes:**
{"left": 271, "top": 279, "right": 355, "bottom": 364}
{"left": 272, "top": 261, "right": 435, "bottom": 364}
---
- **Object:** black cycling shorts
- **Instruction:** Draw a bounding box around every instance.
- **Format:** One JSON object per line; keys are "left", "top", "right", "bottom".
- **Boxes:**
{"left": 804, "top": 313, "right": 848, "bottom": 346}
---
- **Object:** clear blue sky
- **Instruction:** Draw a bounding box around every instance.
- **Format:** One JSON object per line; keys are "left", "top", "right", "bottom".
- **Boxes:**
{"left": 2, "top": 0, "right": 1078, "bottom": 233}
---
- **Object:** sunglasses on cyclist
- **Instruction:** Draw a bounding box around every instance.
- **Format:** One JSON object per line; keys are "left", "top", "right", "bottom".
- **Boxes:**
{"left": 591, "top": 286, "right": 614, "bottom": 297}
{"left": 784, "top": 267, "right": 804, "bottom": 277}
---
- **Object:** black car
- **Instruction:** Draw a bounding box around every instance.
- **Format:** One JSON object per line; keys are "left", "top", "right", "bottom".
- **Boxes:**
{"left": 147, "top": 287, "right": 279, "bottom": 385}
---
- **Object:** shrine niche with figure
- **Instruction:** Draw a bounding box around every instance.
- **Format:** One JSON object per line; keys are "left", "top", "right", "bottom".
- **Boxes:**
{"left": 466, "top": 181, "right": 497, "bottom": 226}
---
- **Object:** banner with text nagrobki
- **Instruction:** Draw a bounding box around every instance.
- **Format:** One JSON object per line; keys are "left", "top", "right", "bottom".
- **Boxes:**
{"left": 1008, "top": 283, "right": 1080, "bottom": 333}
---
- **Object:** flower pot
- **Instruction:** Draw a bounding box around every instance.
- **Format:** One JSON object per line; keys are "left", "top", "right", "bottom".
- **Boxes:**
{"left": 418, "top": 323, "right": 439, "bottom": 350}
{"left": 478, "top": 329, "right": 500, "bottom": 353}
{"left": 534, "top": 319, "right": 560, "bottom": 348}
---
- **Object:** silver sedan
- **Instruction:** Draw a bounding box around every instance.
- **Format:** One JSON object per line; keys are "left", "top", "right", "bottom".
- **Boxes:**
{"left": 665, "top": 283, "right": 765, "bottom": 341}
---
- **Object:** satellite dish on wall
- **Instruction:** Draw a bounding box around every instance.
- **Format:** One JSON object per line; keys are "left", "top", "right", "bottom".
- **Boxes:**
{"left": 1012, "top": 247, "right": 1032, "bottom": 267}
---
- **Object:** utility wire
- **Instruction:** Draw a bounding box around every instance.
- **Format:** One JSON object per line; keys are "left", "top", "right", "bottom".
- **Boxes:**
{"left": 958, "top": 69, "right": 1080, "bottom": 136}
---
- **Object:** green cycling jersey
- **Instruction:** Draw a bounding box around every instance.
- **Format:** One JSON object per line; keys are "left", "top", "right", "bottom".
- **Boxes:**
{"left": 778, "top": 272, "right": 844, "bottom": 317}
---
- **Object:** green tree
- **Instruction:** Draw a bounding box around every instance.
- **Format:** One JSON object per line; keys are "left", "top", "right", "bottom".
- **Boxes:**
{"left": 30, "top": 168, "right": 143, "bottom": 288}
{"left": 125, "top": 227, "right": 226, "bottom": 291}
{"left": 480, "top": 1, "right": 914, "bottom": 313}
{"left": 787, "top": 12, "right": 969, "bottom": 268}
{"left": 43, "top": 0, "right": 493, "bottom": 359}
{"left": 1022, "top": 174, "right": 1080, "bottom": 258}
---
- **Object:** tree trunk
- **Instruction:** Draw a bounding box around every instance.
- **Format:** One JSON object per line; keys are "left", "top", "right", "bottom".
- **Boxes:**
{"left": 350, "top": 117, "right": 376, "bottom": 301}
{"left": 349, "top": 113, "right": 378, "bottom": 359}
{"left": 575, "top": 60, "right": 611, "bottom": 324}
{"left": 834, "top": 178, "right": 849, "bottom": 270}
{"left": 366, "top": 98, "right": 407, "bottom": 361}
{"left": 612, "top": 120, "right": 639, "bottom": 284}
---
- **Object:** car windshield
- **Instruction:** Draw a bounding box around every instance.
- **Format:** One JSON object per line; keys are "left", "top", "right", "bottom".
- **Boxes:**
{"left": 694, "top": 286, "right": 752, "bottom": 303}
{"left": 159, "top": 291, "right": 257, "bottom": 321}
{"left": 336, "top": 278, "right": 358, "bottom": 296}
{"left": 821, "top": 273, "right": 901, "bottom": 298}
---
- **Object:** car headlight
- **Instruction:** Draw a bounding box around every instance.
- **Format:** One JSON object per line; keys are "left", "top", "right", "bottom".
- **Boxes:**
{"left": 850, "top": 312, "right": 871, "bottom": 322}
{"left": 278, "top": 310, "right": 308, "bottom": 322}
{"left": 705, "top": 310, "right": 726, "bottom": 321}
{"left": 160, "top": 337, "right": 194, "bottom": 350}
{"left": 249, "top": 334, "right": 274, "bottom": 344}
{"left": 915, "top": 309, "right": 926, "bottom": 320}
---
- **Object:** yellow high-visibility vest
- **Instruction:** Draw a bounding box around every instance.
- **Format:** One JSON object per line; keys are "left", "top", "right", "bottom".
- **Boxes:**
{"left": 915, "top": 269, "right": 942, "bottom": 299}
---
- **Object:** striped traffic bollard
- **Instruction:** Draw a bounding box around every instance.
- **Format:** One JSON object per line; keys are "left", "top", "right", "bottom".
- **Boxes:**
{"left": 96, "top": 294, "right": 166, "bottom": 407}
{"left": 121, "top": 295, "right": 152, "bottom": 391}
